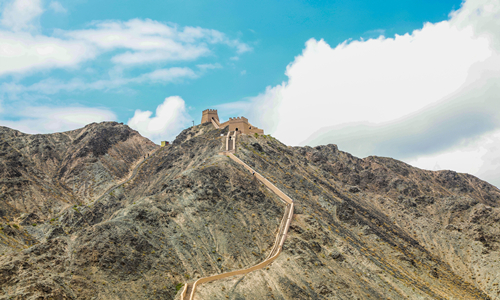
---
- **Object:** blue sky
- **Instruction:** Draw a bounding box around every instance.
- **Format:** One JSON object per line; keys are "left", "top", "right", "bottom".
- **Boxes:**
{"left": 2, "top": 0, "right": 500, "bottom": 188}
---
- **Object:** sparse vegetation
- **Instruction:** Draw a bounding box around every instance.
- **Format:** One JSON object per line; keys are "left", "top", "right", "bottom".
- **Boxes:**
{"left": 175, "top": 283, "right": 184, "bottom": 292}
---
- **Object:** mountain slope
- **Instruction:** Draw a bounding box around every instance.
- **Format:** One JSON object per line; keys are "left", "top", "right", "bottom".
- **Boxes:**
{"left": 0, "top": 122, "right": 156, "bottom": 253}
{"left": 191, "top": 134, "right": 499, "bottom": 299}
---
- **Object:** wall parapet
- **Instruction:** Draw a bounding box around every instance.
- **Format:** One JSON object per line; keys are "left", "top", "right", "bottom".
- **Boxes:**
{"left": 229, "top": 116, "right": 248, "bottom": 121}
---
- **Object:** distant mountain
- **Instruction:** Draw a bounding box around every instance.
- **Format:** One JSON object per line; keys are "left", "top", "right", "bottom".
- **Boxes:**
{"left": 0, "top": 122, "right": 498, "bottom": 299}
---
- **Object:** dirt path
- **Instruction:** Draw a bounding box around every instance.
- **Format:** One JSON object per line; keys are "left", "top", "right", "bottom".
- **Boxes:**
{"left": 181, "top": 151, "right": 294, "bottom": 300}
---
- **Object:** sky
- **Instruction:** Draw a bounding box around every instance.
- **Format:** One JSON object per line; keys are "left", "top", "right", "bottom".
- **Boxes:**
{"left": 1, "top": 0, "right": 500, "bottom": 188}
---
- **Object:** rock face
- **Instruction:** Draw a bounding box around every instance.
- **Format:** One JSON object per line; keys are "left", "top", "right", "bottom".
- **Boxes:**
{"left": 1, "top": 122, "right": 500, "bottom": 299}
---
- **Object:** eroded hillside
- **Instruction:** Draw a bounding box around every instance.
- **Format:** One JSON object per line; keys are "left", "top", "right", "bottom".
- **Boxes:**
{"left": 0, "top": 122, "right": 499, "bottom": 299}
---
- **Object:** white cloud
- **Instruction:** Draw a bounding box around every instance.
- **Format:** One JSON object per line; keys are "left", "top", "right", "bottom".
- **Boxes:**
{"left": 63, "top": 19, "right": 251, "bottom": 66}
{"left": 48, "top": 1, "right": 66, "bottom": 13}
{"left": 249, "top": 24, "right": 491, "bottom": 145}
{"left": 127, "top": 96, "right": 191, "bottom": 143}
{"left": 226, "top": 0, "right": 500, "bottom": 187}
{"left": 1, "top": 0, "right": 43, "bottom": 32}
{"left": 0, "top": 31, "right": 96, "bottom": 76}
{"left": 0, "top": 105, "right": 116, "bottom": 133}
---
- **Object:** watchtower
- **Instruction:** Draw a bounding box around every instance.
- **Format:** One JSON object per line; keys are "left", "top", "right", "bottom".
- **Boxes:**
{"left": 201, "top": 109, "right": 219, "bottom": 124}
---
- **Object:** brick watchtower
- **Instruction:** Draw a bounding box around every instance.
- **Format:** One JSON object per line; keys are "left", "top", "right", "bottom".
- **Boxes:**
{"left": 201, "top": 109, "right": 220, "bottom": 124}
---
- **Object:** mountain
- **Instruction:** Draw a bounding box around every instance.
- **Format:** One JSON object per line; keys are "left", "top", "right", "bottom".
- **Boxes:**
{"left": 0, "top": 122, "right": 156, "bottom": 253}
{"left": 0, "top": 121, "right": 499, "bottom": 299}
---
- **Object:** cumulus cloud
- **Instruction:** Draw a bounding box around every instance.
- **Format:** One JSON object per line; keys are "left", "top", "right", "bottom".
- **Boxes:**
{"left": 127, "top": 96, "right": 191, "bottom": 143}
{"left": 227, "top": 0, "right": 500, "bottom": 187}
{"left": 246, "top": 25, "right": 491, "bottom": 144}
{"left": 0, "top": 105, "right": 116, "bottom": 133}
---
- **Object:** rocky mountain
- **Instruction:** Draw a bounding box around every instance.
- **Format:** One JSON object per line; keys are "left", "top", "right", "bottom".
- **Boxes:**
{"left": 0, "top": 122, "right": 156, "bottom": 252}
{"left": 0, "top": 122, "right": 499, "bottom": 299}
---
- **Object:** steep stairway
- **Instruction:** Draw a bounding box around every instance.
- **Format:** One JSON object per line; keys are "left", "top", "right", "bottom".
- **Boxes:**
{"left": 210, "top": 118, "right": 220, "bottom": 129}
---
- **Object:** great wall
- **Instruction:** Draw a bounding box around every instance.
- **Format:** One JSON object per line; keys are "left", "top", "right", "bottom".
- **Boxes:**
{"left": 180, "top": 110, "right": 295, "bottom": 300}
{"left": 73, "top": 110, "right": 294, "bottom": 300}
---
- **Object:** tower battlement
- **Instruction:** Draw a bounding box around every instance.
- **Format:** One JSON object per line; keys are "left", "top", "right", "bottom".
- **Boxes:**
{"left": 229, "top": 117, "right": 248, "bottom": 122}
